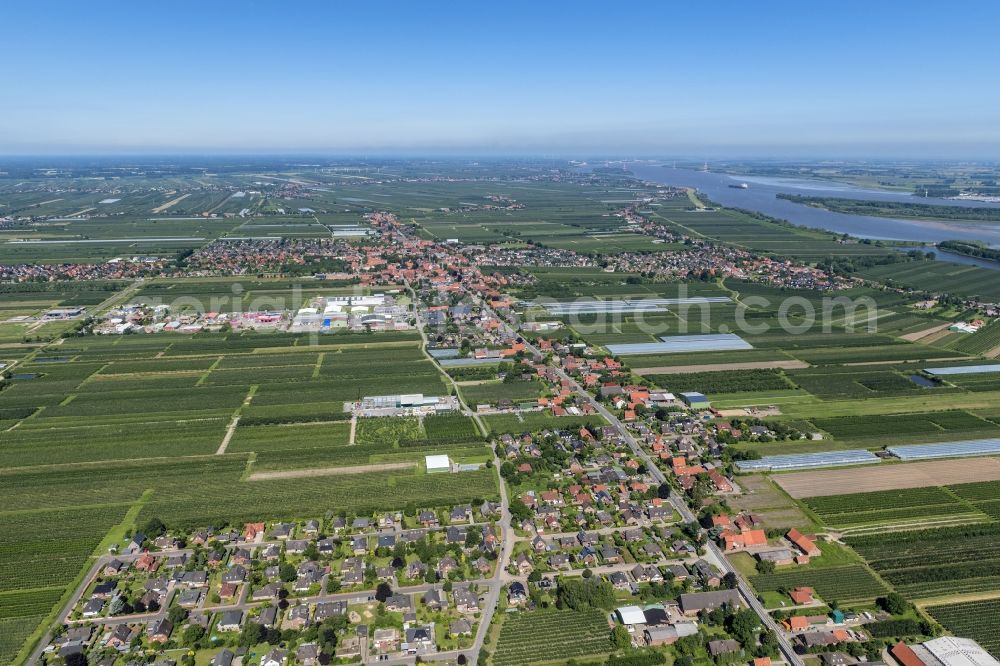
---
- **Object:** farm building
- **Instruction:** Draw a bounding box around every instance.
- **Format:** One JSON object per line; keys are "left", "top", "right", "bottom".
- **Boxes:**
{"left": 949, "top": 322, "right": 983, "bottom": 334}
{"left": 353, "top": 394, "right": 459, "bottom": 417}
{"left": 680, "top": 392, "right": 711, "bottom": 409}
{"left": 615, "top": 606, "right": 647, "bottom": 626}
{"left": 679, "top": 589, "right": 741, "bottom": 615}
{"left": 643, "top": 623, "right": 698, "bottom": 646}
{"left": 425, "top": 455, "right": 452, "bottom": 474}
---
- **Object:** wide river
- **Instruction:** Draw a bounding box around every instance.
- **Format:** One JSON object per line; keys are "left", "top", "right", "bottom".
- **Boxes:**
{"left": 628, "top": 163, "right": 1000, "bottom": 249}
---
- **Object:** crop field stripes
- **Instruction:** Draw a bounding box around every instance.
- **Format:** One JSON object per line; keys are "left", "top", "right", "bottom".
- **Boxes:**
{"left": 801, "top": 485, "right": 991, "bottom": 529}
{"left": 847, "top": 522, "right": 1000, "bottom": 601}
{"left": 0, "top": 494, "right": 147, "bottom": 665}
{"left": 491, "top": 609, "right": 612, "bottom": 666}
{"left": 749, "top": 564, "right": 889, "bottom": 603}
{"left": 216, "top": 384, "right": 258, "bottom": 455}
{"left": 925, "top": 599, "right": 1000, "bottom": 657}
{"left": 838, "top": 513, "right": 992, "bottom": 537}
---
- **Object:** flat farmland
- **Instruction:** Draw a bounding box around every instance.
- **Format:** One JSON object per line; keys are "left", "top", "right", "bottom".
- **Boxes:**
{"left": 749, "top": 565, "right": 888, "bottom": 604}
{"left": 492, "top": 609, "right": 611, "bottom": 666}
{"left": 643, "top": 368, "right": 796, "bottom": 394}
{"left": 775, "top": 458, "right": 1000, "bottom": 498}
{"left": 807, "top": 409, "right": 996, "bottom": 440}
{"left": 483, "top": 412, "right": 606, "bottom": 435}
{"left": 648, "top": 207, "right": 895, "bottom": 260}
{"left": 633, "top": 359, "right": 808, "bottom": 374}
{"left": 459, "top": 380, "right": 545, "bottom": 405}
{"left": 847, "top": 523, "right": 1000, "bottom": 600}
{"left": 801, "top": 486, "right": 981, "bottom": 528}
{"left": 0, "top": 326, "right": 499, "bottom": 663}
{"left": 857, "top": 260, "right": 1000, "bottom": 301}
{"left": 727, "top": 474, "right": 814, "bottom": 530}
{"left": 926, "top": 599, "right": 1000, "bottom": 657}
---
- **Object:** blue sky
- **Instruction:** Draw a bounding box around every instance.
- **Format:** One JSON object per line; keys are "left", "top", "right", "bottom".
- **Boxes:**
{"left": 2, "top": 1, "right": 999, "bottom": 156}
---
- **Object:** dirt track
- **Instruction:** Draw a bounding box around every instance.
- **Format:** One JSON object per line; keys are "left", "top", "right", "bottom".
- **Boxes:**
{"left": 900, "top": 322, "right": 953, "bottom": 342}
{"left": 152, "top": 193, "right": 191, "bottom": 213}
{"left": 248, "top": 461, "right": 415, "bottom": 480}
{"left": 775, "top": 457, "right": 1000, "bottom": 498}
{"left": 633, "top": 360, "right": 809, "bottom": 374}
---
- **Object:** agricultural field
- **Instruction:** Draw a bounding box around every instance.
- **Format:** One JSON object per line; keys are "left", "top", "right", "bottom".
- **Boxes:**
{"left": 423, "top": 413, "right": 483, "bottom": 439}
{"left": 749, "top": 565, "right": 889, "bottom": 604}
{"left": 726, "top": 474, "right": 815, "bottom": 530}
{"left": 642, "top": 368, "right": 794, "bottom": 394}
{"left": 856, "top": 260, "right": 1000, "bottom": 301}
{"left": 803, "top": 409, "right": 1000, "bottom": 447}
{"left": 847, "top": 523, "right": 1000, "bottom": 600}
{"left": 0, "top": 504, "right": 134, "bottom": 665}
{"left": 786, "top": 365, "right": 956, "bottom": 400}
{"left": 0, "top": 216, "right": 244, "bottom": 264}
{"left": 945, "top": 371, "right": 1000, "bottom": 392}
{"left": 483, "top": 412, "right": 607, "bottom": 435}
{"left": 942, "top": 320, "right": 1000, "bottom": 356}
{"left": 775, "top": 458, "right": 1000, "bottom": 498}
{"left": 801, "top": 487, "right": 981, "bottom": 528}
{"left": 460, "top": 380, "right": 546, "bottom": 406}
{"left": 645, "top": 205, "right": 888, "bottom": 260}
{"left": 514, "top": 268, "right": 724, "bottom": 300}
{"left": 926, "top": 599, "right": 1000, "bottom": 657}
{"left": 0, "top": 616, "right": 47, "bottom": 666}
{"left": 0, "top": 325, "right": 497, "bottom": 663}
{"left": 408, "top": 180, "right": 675, "bottom": 254}
{"left": 491, "top": 609, "right": 611, "bottom": 666}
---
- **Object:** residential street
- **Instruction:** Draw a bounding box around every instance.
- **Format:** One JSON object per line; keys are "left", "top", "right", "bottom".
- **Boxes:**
{"left": 474, "top": 294, "right": 806, "bottom": 666}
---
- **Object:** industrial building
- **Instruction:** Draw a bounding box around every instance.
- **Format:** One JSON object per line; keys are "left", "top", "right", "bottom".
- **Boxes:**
{"left": 351, "top": 394, "right": 460, "bottom": 417}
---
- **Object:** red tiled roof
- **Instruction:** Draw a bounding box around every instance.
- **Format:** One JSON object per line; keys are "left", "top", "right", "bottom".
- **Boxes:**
{"left": 891, "top": 642, "right": 927, "bottom": 666}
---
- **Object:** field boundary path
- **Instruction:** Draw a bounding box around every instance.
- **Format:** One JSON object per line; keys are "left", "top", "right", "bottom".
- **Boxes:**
{"left": 216, "top": 385, "right": 256, "bottom": 454}
{"left": 901, "top": 321, "right": 954, "bottom": 342}
{"left": 247, "top": 461, "right": 416, "bottom": 480}
{"left": 634, "top": 360, "right": 809, "bottom": 374}
{"left": 216, "top": 415, "right": 240, "bottom": 455}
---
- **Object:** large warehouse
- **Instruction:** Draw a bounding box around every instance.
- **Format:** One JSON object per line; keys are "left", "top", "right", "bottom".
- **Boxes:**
{"left": 903, "top": 637, "right": 1000, "bottom": 666}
